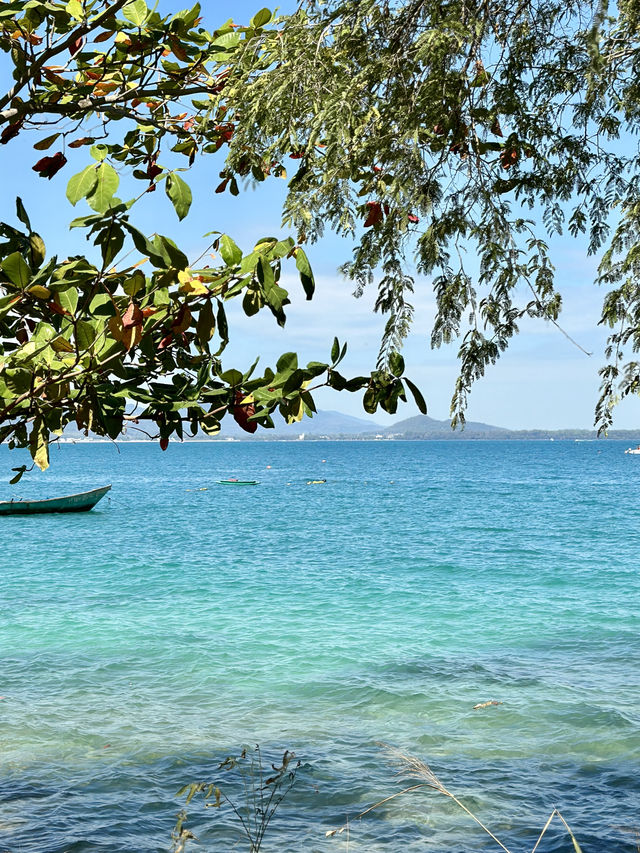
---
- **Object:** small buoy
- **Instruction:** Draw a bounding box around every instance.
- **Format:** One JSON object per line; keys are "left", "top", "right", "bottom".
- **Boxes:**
{"left": 266, "top": 465, "right": 272, "bottom": 469}
{"left": 321, "top": 459, "right": 326, "bottom": 463}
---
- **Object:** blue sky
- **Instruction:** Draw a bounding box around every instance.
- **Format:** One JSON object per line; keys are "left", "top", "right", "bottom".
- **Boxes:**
{"left": 1, "top": 0, "right": 638, "bottom": 431}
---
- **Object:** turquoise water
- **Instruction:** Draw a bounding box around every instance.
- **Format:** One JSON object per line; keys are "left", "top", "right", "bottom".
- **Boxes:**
{"left": 0, "top": 440, "right": 639, "bottom": 852}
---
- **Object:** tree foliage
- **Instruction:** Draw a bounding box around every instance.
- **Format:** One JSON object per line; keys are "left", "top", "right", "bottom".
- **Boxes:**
{"left": 0, "top": 0, "right": 423, "bottom": 477}
{"left": 1, "top": 0, "right": 640, "bottom": 476}
{"left": 217, "top": 0, "right": 640, "bottom": 430}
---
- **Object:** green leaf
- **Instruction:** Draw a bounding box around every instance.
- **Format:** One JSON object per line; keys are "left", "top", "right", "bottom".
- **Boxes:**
{"left": 122, "top": 222, "right": 167, "bottom": 267}
{"left": 219, "top": 234, "right": 242, "bottom": 266}
{"left": 33, "top": 133, "right": 61, "bottom": 151}
{"left": 4, "top": 368, "right": 31, "bottom": 394}
{"left": 66, "top": 0, "right": 84, "bottom": 20}
{"left": 29, "top": 233, "right": 46, "bottom": 268}
{"left": 9, "top": 465, "right": 27, "bottom": 485}
{"left": 165, "top": 173, "right": 192, "bottom": 221}
{"left": 87, "top": 162, "right": 120, "bottom": 213}
{"left": 257, "top": 256, "right": 275, "bottom": 290}
{"left": 196, "top": 298, "right": 215, "bottom": 346}
{"left": 331, "top": 337, "right": 340, "bottom": 364}
{"left": 66, "top": 165, "right": 98, "bottom": 206}
{"left": 243, "top": 286, "right": 263, "bottom": 317}
{"left": 363, "top": 386, "right": 378, "bottom": 414}
{"left": 172, "top": 3, "right": 201, "bottom": 29}
{"left": 276, "top": 351, "right": 298, "bottom": 373}
{"left": 16, "top": 197, "right": 31, "bottom": 231}
{"left": 122, "top": 0, "right": 148, "bottom": 26}
{"left": 404, "top": 377, "right": 427, "bottom": 414}
{"left": 76, "top": 320, "right": 97, "bottom": 351}
{"left": 90, "top": 144, "right": 109, "bottom": 162}
{"left": 220, "top": 368, "right": 243, "bottom": 385}
{"left": 216, "top": 300, "right": 229, "bottom": 352}
{"left": 295, "top": 247, "right": 314, "bottom": 299}
{"left": 58, "top": 286, "right": 79, "bottom": 315}
{"left": 250, "top": 7, "right": 272, "bottom": 27}
{"left": 123, "top": 270, "right": 145, "bottom": 296}
{"left": 389, "top": 351, "right": 405, "bottom": 376}
{"left": 1, "top": 252, "right": 31, "bottom": 288}
{"left": 0, "top": 294, "right": 18, "bottom": 318}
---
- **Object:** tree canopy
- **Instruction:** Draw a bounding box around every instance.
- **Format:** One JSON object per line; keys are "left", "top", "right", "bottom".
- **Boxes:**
{"left": 0, "top": 0, "right": 639, "bottom": 476}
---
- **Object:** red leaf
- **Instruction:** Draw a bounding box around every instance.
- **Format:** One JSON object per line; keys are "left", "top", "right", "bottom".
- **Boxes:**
{"left": 233, "top": 389, "right": 258, "bottom": 434}
{"left": 146, "top": 159, "right": 163, "bottom": 179}
{"left": 1, "top": 120, "right": 24, "bottom": 145}
{"left": 122, "top": 302, "right": 143, "bottom": 329}
{"left": 48, "top": 300, "right": 70, "bottom": 316}
{"left": 171, "top": 304, "right": 192, "bottom": 334}
{"left": 158, "top": 333, "right": 173, "bottom": 350}
{"left": 32, "top": 151, "right": 67, "bottom": 179}
{"left": 68, "top": 137, "right": 95, "bottom": 148}
{"left": 363, "top": 201, "right": 383, "bottom": 227}
{"left": 215, "top": 178, "right": 229, "bottom": 193}
{"left": 160, "top": 437, "right": 169, "bottom": 451}
{"left": 408, "top": 213, "right": 419, "bottom": 223}
{"left": 500, "top": 147, "right": 519, "bottom": 169}
{"left": 214, "top": 123, "right": 234, "bottom": 143}
{"left": 69, "top": 36, "right": 84, "bottom": 56}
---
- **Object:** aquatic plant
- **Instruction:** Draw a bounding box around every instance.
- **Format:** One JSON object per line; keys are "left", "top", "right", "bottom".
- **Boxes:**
{"left": 171, "top": 746, "right": 301, "bottom": 853}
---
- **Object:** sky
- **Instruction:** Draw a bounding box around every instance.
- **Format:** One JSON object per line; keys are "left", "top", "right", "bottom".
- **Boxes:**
{"left": 1, "top": 0, "right": 639, "bottom": 431}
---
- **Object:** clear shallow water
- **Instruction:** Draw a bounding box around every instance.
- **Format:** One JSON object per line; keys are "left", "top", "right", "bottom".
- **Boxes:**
{"left": 0, "top": 440, "right": 639, "bottom": 852}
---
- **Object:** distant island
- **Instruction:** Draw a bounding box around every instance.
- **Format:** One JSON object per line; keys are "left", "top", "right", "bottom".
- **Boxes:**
{"left": 59, "top": 410, "right": 640, "bottom": 443}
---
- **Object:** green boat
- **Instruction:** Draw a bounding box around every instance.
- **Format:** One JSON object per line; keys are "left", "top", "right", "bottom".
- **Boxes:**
{"left": 217, "top": 479, "right": 260, "bottom": 486}
{"left": 0, "top": 485, "right": 112, "bottom": 515}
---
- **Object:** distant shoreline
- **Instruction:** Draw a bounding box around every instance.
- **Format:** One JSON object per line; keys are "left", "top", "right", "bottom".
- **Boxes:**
{"left": 51, "top": 434, "right": 640, "bottom": 445}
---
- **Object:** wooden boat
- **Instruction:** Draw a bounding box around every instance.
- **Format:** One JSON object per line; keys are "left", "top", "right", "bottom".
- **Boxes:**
{"left": 217, "top": 479, "right": 260, "bottom": 486}
{"left": 0, "top": 485, "right": 111, "bottom": 515}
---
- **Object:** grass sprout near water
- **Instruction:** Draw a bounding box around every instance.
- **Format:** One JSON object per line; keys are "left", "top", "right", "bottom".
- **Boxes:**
{"left": 326, "top": 744, "right": 584, "bottom": 853}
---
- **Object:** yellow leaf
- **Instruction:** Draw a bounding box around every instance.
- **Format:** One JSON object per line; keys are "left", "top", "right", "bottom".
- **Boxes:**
{"left": 51, "top": 336, "right": 74, "bottom": 353}
{"left": 122, "top": 323, "right": 142, "bottom": 351}
{"left": 179, "top": 278, "right": 208, "bottom": 295}
{"left": 286, "top": 396, "right": 305, "bottom": 424}
{"left": 27, "top": 284, "right": 51, "bottom": 299}
{"left": 29, "top": 418, "right": 49, "bottom": 472}
{"left": 108, "top": 314, "right": 124, "bottom": 342}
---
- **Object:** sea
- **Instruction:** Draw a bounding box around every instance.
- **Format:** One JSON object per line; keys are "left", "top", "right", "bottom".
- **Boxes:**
{"left": 0, "top": 439, "right": 638, "bottom": 853}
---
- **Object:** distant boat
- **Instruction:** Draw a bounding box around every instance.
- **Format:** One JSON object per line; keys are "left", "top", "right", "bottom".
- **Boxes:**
{"left": 217, "top": 479, "right": 260, "bottom": 486}
{"left": 0, "top": 485, "right": 111, "bottom": 516}
{"left": 625, "top": 446, "right": 640, "bottom": 455}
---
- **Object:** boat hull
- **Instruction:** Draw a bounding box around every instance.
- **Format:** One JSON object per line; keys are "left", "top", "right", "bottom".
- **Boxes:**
{"left": 217, "top": 480, "right": 259, "bottom": 486}
{"left": 0, "top": 485, "right": 112, "bottom": 515}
